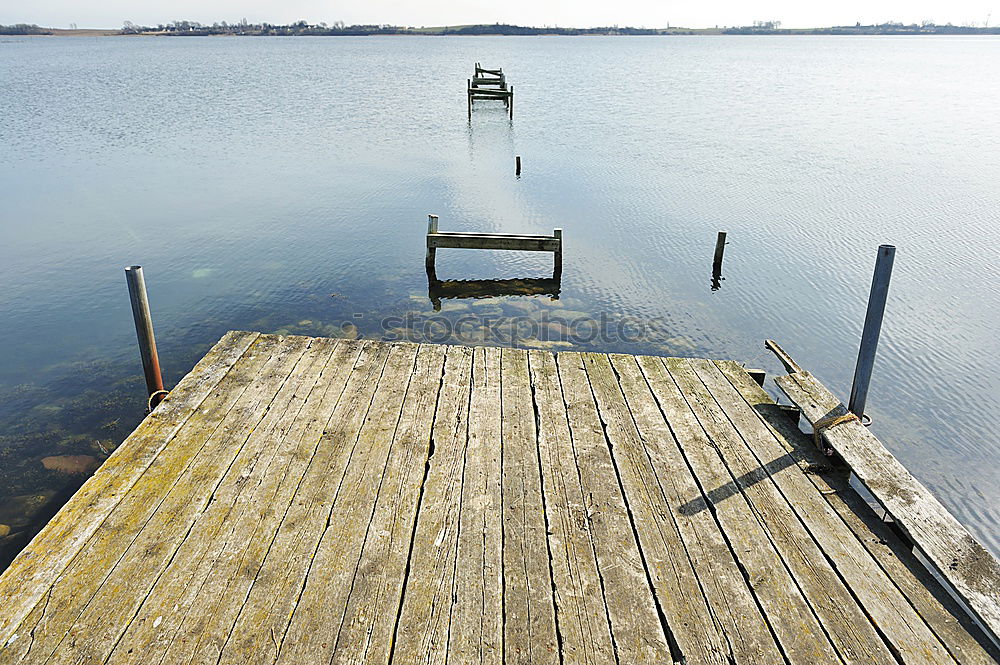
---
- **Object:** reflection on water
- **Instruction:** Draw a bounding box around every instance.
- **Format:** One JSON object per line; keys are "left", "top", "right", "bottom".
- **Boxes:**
{"left": 1, "top": 35, "right": 998, "bottom": 564}
{"left": 428, "top": 277, "right": 561, "bottom": 311}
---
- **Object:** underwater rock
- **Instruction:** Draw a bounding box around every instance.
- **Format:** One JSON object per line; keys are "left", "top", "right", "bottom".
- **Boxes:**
{"left": 0, "top": 491, "right": 57, "bottom": 528}
{"left": 41, "top": 454, "right": 99, "bottom": 475}
{"left": 0, "top": 524, "right": 9, "bottom": 538}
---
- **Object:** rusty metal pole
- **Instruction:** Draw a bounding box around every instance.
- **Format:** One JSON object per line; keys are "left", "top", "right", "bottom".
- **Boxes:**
{"left": 125, "top": 266, "right": 166, "bottom": 409}
{"left": 849, "top": 245, "right": 896, "bottom": 419}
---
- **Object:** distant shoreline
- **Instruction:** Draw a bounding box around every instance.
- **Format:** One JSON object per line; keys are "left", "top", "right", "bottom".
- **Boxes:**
{"left": 4, "top": 22, "right": 1000, "bottom": 37}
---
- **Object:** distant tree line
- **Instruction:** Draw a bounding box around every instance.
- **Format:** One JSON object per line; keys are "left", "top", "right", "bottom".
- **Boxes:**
{"left": 724, "top": 21, "right": 1000, "bottom": 34}
{"left": 119, "top": 20, "right": 672, "bottom": 36}
{"left": 437, "top": 23, "right": 661, "bottom": 35}
{"left": 58, "top": 19, "right": 1000, "bottom": 37}
{"left": 121, "top": 19, "right": 408, "bottom": 35}
{"left": 0, "top": 23, "right": 51, "bottom": 35}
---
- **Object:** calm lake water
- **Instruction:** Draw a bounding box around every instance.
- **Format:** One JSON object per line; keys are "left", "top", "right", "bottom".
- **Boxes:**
{"left": 1, "top": 35, "right": 998, "bottom": 564}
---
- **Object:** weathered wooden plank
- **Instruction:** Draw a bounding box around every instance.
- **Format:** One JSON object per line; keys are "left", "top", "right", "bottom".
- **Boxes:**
{"left": 609, "top": 354, "right": 785, "bottom": 664}
{"left": 428, "top": 233, "right": 559, "bottom": 252}
{"left": 274, "top": 343, "right": 420, "bottom": 665}
{"left": 501, "top": 347, "right": 559, "bottom": 665}
{"left": 328, "top": 344, "right": 447, "bottom": 665}
{"left": 552, "top": 352, "right": 672, "bottom": 663}
{"left": 718, "top": 360, "right": 1000, "bottom": 665}
{"left": 433, "top": 231, "right": 555, "bottom": 240}
{"left": 3, "top": 333, "right": 304, "bottom": 664}
{"left": 639, "top": 355, "right": 843, "bottom": 664}
{"left": 196, "top": 341, "right": 405, "bottom": 665}
{"left": 207, "top": 339, "right": 387, "bottom": 665}
{"left": 106, "top": 337, "right": 343, "bottom": 663}
{"left": 665, "top": 357, "right": 899, "bottom": 665}
{"left": 447, "top": 346, "right": 504, "bottom": 665}
{"left": 527, "top": 350, "right": 617, "bottom": 663}
{"left": 392, "top": 345, "right": 474, "bottom": 663}
{"left": 0, "top": 330, "right": 259, "bottom": 649}
{"left": 578, "top": 352, "right": 733, "bottom": 664}
{"left": 774, "top": 367, "right": 1000, "bottom": 647}
{"left": 691, "top": 358, "right": 958, "bottom": 665}
{"left": 57, "top": 335, "right": 315, "bottom": 664}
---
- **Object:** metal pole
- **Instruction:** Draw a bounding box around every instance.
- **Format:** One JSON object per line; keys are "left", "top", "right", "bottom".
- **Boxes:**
{"left": 848, "top": 244, "right": 896, "bottom": 418}
{"left": 124, "top": 266, "right": 166, "bottom": 409}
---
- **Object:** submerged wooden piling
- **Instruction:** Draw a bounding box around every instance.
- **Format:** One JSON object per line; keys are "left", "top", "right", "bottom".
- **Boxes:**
{"left": 516, "top": 155, "right": 522, "bottom": 176}
{"left": 553, "top": 228, "right": 563, "bottom": 276}
{"left": 124, "top": 265, "right": 165, "bottom": 409}
{"left": 425, "top": 214, "right": 439, "bottom": 277}
{"left": 711, "top": 231, "right": 727, "bottom": 290}
{"left": 713, "top": 231, "right": 727, "bottom": 270}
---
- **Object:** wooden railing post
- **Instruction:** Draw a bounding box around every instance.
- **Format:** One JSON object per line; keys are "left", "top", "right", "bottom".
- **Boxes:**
{"left": 425, "top": 214, "right": 439, "bottom": 277}
{"left": 553, "top": 228, "right": 563, "bottom": 277}
{"left": 125, "top": 266, "right": 166, "bottom": 409}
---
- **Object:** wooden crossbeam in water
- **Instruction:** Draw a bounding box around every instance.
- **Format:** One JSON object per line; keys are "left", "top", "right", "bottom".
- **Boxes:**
{"left": 424, "top": 214, "right": 561, "bottom": 281}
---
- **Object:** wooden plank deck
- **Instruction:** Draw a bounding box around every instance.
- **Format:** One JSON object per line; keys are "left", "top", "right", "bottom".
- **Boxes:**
{"left": 0, "top": 332, "right": 997, "bottom": 665}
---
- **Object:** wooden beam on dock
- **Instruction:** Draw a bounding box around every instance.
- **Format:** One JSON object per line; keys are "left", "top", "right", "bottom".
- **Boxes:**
{"left": 769, "top": 340, "right": 1000, "bottom": 650}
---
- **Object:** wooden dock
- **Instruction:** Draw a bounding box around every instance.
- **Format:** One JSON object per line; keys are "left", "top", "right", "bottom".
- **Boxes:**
{"left": 1, "top": 331, "right": 998, "bottom": 664}
{"left": 468, "top": 64, "right": 514, "bottom": 119}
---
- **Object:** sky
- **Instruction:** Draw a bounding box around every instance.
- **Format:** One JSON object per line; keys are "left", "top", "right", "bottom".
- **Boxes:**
{"left": 1, "top": 0, "right": 997, "bottom": 30}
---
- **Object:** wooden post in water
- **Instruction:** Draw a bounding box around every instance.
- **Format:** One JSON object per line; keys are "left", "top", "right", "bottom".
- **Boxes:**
{"left": 425, "top": 214, "right": 439, "bottom": 278}
{"left": 848, "top": 244, "right": 895, "bottom": 419}
{"left": 713, "top": 231, "right": 727, "bottom": 270}
{"left": 711, "top": 231, "right": 727, "bottom": 290}
{"left": 553, "top": 228, "right": 563, "bottom": 277}
{"left": 516, "top": 155, "right": 522, "bottom": 176}
{"left": 509, "top": 85, "right": 514, "bottom": 120}
{"left": 124, "top": 266, "right": 166, "bottom": 409}
{"left": 467, "top": 79, "right": 472, "bottom": 120}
